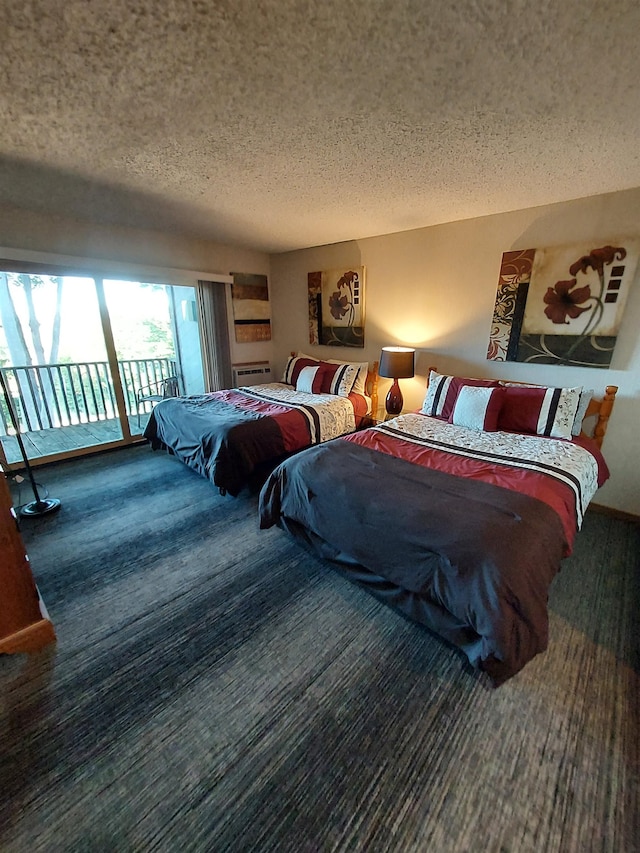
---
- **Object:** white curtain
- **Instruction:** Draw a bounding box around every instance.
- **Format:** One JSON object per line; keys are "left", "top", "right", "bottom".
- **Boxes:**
{"left": 195, "top": 280, "right": 233, "bottom": 391}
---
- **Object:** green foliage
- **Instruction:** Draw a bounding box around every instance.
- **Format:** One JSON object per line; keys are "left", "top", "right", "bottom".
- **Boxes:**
{"left": 142, "top": 319, "right": 175, "bottom": 354}
{"left": 114, "top": 319, "right": 175, "bottom": 359}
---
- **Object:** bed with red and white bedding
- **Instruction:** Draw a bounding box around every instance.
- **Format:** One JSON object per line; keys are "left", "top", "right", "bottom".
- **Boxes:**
{"left": 144, "top": 355, "right": 375, "bottom": 496}
{"left": 259, "top": 372, "right": 614, "bottom": 684}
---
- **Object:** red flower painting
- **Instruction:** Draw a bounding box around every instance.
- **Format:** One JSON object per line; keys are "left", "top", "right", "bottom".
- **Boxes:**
{"left": 543, "top": 279, "right": 592, "bottom": 324}
{"left": 487, "top": 242, "right": 632, "bottom": 366}
{"left": 329, "top": 291, "right": 349, "bottom": 320}
{"left": 308, "top": 266, "right": 365, "bottom": 347}
{"left": 537, "top": 244, "right": 627, "bottom": 364}
{"left": 569, "top": 245, "right": 626, "bottom": 277}
{"left": 329, "top": 270, "right": 359, "bottom": 322}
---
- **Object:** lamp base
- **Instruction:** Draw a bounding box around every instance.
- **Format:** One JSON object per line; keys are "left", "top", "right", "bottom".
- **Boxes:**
{"left": 385, "top": 381, "right": 403, "bottom": 416}
{"left": 20, "top": 498, "right": 62, "bottom": 517}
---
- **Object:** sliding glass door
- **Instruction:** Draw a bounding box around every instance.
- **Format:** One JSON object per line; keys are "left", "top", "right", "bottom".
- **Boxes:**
{"left": 0, "top": 271, "right": 204, "bottom": 466}
{"left": 103, "top": 280, "right": 204, "bottom": 436}
{"left": 0, "top": 273, "right": 123, "bottom": 464}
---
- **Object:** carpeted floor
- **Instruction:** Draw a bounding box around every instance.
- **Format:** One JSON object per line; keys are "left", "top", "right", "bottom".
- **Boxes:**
{"left": 1, "top": 445, "right": 638, "bottom": 852}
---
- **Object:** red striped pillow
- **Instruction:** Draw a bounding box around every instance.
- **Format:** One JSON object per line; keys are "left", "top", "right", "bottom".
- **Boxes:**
{"left": 318, "top": 361, "right": 359, "bottom": 396}
{"left": 283, "top": 355, "right": 319, "bottom": 387}
{"left": 317, "top": 362, "right": 340, "bottom": 393}
{"left": 497, "top": 385, "right": 582, "bottom": 440}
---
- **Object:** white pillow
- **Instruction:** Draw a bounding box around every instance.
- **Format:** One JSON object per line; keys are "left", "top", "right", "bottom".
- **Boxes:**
{"left": 295, "top": 365, "right": 320, "bottom": 394}
{"left": 450, "top": 386, "right": 504, "bottom": 432}
{"left": 327, "top": 359, "right": 369, "bottom": 395}
{"left": 572, "top": 388, "right": 594, "bottom": 435}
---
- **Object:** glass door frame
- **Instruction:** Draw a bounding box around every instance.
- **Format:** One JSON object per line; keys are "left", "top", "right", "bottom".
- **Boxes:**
{"left": 0, "top": 250, "right": 232, "bottom": 471}
{"left": 0, "top": 270, "right": 132, "bottom": 472}
{"left": 95, "top": 275, "right": 134, "bottom": 444}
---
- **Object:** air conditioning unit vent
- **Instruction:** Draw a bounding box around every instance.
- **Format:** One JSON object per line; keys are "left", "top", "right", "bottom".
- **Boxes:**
{"left": 232, "top": 363, "right": 272, "bottom": 387}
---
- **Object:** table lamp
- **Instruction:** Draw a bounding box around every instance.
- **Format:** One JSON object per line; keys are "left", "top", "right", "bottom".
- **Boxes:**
{"left": 378, "top": 346, "right": 415, "bottom": 416}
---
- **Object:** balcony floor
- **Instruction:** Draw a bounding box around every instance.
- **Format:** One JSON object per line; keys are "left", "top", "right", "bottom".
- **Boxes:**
{"left": 1, "top": 413, "right": 150, "bottom": 465}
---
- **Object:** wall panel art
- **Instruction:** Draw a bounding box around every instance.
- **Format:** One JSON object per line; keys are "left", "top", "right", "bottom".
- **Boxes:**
{"left": 231, "top": 273, "right": 271, "bottom": 343}
{"left": 487, "top": 241, "right": 638, "bottom": 367}
{"left": 308, "top": 266, "right": 365, "bottom": 348}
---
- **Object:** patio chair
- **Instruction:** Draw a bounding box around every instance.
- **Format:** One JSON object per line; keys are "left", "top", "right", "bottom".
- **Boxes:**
{"left": 136, "top": 376, "right": 180, "bottom": 427}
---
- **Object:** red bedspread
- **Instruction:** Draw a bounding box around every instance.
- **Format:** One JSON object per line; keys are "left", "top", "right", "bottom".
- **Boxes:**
{"left": 215, "top": 388, "right": 368, "bottom": 452}
{"left": 259, "top": 415, "right": 609, "bottom": 683}
{"left": 345, "top": 418, "right": 608, "bottom": 552}
{"left": 145, "top": 384, "right": 369, "bottom": 496}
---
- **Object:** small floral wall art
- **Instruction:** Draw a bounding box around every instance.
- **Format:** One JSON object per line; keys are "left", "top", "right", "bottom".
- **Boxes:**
{"left": 487, "top": 241, "right": 638, "bottom": 367}
{"left": 231, "top": 273, "right": 271, "bottom": 343}
{"left": 308, "top": 267, "right": 365, "bottom": 347}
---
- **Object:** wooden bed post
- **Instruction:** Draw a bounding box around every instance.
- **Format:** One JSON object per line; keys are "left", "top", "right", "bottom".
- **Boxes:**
{"left": 591, "top": 385, "right": 618, "bottom": 448}
{"left": 368, "top": 361, "right": 379, "bottom": 415}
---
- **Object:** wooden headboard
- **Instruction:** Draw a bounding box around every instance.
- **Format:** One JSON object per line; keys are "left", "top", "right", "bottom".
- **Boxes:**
{"left": 582, "top": 385, "right": 618, "bottom": 449}
{"left": 366, "top": 362, "right": 379, "bottom": 415}
{"left": 425, "top": 367, "right": 617, "bottom": 449}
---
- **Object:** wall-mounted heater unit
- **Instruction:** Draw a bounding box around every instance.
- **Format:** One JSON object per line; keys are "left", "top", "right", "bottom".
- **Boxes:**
{"left": 232, "top": 362, "right": 272, "bottom": 387}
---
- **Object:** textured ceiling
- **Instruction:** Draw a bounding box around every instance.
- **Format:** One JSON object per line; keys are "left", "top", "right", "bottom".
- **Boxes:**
{"left": 1, "top": 0, "right": 640, "bottom": 254}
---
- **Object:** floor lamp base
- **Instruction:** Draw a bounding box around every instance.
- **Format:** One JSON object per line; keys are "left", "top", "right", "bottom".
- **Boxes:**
{"left": 20, "top": 498, "right": 62, "bottom": 517}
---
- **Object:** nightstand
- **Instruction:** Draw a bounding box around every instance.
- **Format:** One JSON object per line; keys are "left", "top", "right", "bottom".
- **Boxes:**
{"left": 361, "top": 407, "right": 406, "bottom": 428}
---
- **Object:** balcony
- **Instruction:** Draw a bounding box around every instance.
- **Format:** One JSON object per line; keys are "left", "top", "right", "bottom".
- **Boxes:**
{"left": 0, "top": 357, "right": 178, "bottom": 465}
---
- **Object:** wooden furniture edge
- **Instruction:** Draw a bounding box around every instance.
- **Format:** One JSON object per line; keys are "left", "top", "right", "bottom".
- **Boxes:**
{"left": 366, "top": 361, "right": 379, "bottom": 415}
{"left": 581, "top": 385, "right": 617, "bottom": 449}
{"left": 0, "top": 618, "right": 56, "bottom": 654}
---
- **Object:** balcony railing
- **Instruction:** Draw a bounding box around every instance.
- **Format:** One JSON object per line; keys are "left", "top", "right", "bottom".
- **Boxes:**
{"left": 0, "top": 358, "right": 178, "bottom": 437}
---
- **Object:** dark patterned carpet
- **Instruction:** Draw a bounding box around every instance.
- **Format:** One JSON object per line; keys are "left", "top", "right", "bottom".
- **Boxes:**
{"left": 1, "top": 445, "right": 638, "bottom": 852}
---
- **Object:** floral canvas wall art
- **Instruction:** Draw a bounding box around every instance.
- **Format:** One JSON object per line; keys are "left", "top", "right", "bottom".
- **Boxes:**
{"left": 231, "top": 273, "right": 271, "bottom": 343}
{"left": 308, "top": 267, "right": 365, "bottom": 347}
{"left": 487, "top": 241, "right": 638, "bottom": 367}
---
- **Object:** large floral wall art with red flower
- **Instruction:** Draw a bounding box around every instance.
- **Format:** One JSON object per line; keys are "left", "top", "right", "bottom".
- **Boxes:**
{"left": 486, "top": 241, "right": 638, "bottom": 367}
{"left": 308, "top": 267, "right": 365, "bottom": 347}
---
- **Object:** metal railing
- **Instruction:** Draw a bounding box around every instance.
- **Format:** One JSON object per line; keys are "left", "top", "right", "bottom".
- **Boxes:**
{"left": 0, "top": 358, "right": 178, "bottom": 436}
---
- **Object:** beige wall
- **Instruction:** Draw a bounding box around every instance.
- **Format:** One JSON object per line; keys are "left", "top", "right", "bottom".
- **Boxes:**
{"left": 0, "top": 203, "right": 273, "bottom": 369}
{"left": 270, "top": 188, "right": 640, "bottom": 515}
